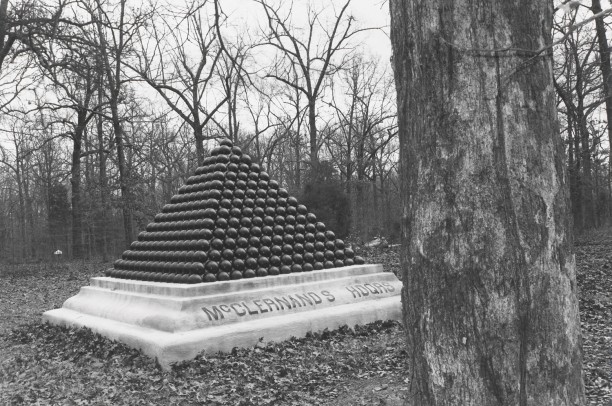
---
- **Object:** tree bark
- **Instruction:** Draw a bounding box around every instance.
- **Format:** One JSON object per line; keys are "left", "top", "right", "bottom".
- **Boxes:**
{"left": 390, "top": 1, "right": 585, "bottom": 405}
{"left": 591, "top": 0, "right": 612, "bottom": 220}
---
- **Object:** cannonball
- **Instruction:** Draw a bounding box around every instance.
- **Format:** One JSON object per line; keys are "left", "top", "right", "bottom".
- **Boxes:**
{"left": 208, "top": 250, "right": 222, "bottom": 262}
{"left": 236, "top": 180, "right": 247, "bottom": 190}
{"left": 292, "top": 254, "right": 303, "bottom": 264}
{"left": 201, "top": 229, "right": 214, "bottom": 240}
{"left": 281, "top": 254, "right": 293, "bottom": 265}
{"left": 344, "top": 248, "right": 355, "bottom": 258}
{"left": 302, "top": 263, "right": 314, "bottom": 272}
{"left": 282, "top": 244, "right": 293, "bottom": 254}
{"left": 268, "top": 180, "right": 279, "bottom": 189}
{"left": 231, "top": 270, "right": 243, "bottom": 280}
{"left": 240, "top": 154, "right": 252, "bottom": 164}
{"left": 294, "top": 243, "right": 304, "bottom": 254}
{"left": 313, "top": 262, "right": 324, "bottom": 270}
{"left": 222, "top": 249, "right": 234, "bottom": 261}
{"left": 224, "top": 180, "right": 236, "bottom": 190}
{"left": 215, "top": 218, "right": 228, "bottom": 229}
{"left": 214, "top": 163, "right": 227, "bottom": 172}
{"left": 187, "top": 274, "right": 202, "bottom": 284}
{"left": 218, "top": 208, "right": 230, "bottom": 219}
{"left": 271, "top": 245, "right": 282, "bottom": 256}
{"left": 248, "top": 236, "right": 260, "bottom": 247}
{"left": 247, "top": 246, "right": 259, "bottom": 257}
{"left": 228, "top": 217, "right": 240, "bottom": 229}
{"left": 255, "top": 198, "right": 266, "bottom": 207}
{"left": 344, "top": 258, "right": 355, "bottom": 266}
{"left": 245, "top": 257, "right": 258, "bottom": 269}
{"left": 237, "top": 237, "right": 249, "bottom": 248}
{"left": 226, "top": 171, "right": 237, "bottom": 181}
{"left": 272, "top": 235, "right": 284, "bottom": 245}
{"left": 274, "top": 215, "right": 285, "bottom": 226}
{"left": 226, "top": 227, "right": 239, "bottom": 239}
{"left": 256, "top": 188, "right": 267, "bottom": 198}
{"left": 277, "top": 198, "right": 287, "bottom": 207}
{"left": 280, "top": 265, "right": 291, "bottom": 274}
{"left": 315, "top": 232, "right": 326, "bottom": 242}
{"left": 259, "top": 246, "right": 271, "bottom": 257}
{"left": 205, "top": 261, "right": 219, "bottom": 273}
{"left": 239, "top": 226, "right": 250, "bottom": 237}
{"left": 244, "top": 269, "right": 256, "bottom": 278}
{"left": 242, "top": 207, "right": 254, "bottom": 217}
{"left": 219, "top": 138, "right": 233, "bottom": 147}
{"left": 228, "top": 163, "right": 239, "bottom": 172}
{"left": 211, "top": 238, "right": 224, "bottom": 251}
{"left": 217, "top": 271, "right": 230, "bottom": 281}
{"left": 230, "top": 154, "right": 241, "bottom": 164}
{"left": 231, "top": 146, "right": 242, "bottom": 155}
{"left": 218, "top": 145, "right": 232, "bottom": 155}
{"left": 256, "top": 268, "right": 268, "bottom": 277}
{"left": 260, "top": 235, "right": 272, "bottom": 246}
{"left": 235, "top": 248, "right": 247, "bottom": 259}
{"left": 258, "top": 257, "right": 270, "bottom": 267}
{"left": 354, "top": 256, "right": 365, "bottom": 265}
{"left": 283, "top": 234, "right": 294, "bottom": 245}
{"left": 247, "top": 180, "right": 258, "bottom": 189}
{"left": 204, "top": 273, "right": 217, "bottom": 282}
{"left": 304, "top": 252, "right": 314, "bottom": 263}
{"left": 325, "top": 241, "right": 335, "bottom": 250}
{"left": 233, "top": 258, "right": 245, "bottom": 271}
{"left": 324, "top": 261, "right": 335, "bottom": 269}
{"left": 305, "top": 223, "right": 316, "bottom": 233}
{"left": 243, "top": 198, "right": 255, "bottom": 208}
{"left": 314, "top": 251, "right": 325, "bottom": 262}
{"left": 291, "top": 264, "right": 302, "bottom": 273}
{"left": 262, "top": 226, "right": 273, "bottom": 236}
{"left": 270, "top": 255, "right": 282, "bottom": 266}
{"left": 269, "top": 266, "right": 280, "bottom": 276}
{"left": 324, "top": 250, "right": 335, "bottom": 261}
{"left": 265, "top": 206, "right": 276, "bottom": 216}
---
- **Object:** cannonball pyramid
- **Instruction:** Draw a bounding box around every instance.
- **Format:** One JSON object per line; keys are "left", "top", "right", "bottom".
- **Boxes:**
{"left": 106, "top": 138, "right": 364, "bottom": 284}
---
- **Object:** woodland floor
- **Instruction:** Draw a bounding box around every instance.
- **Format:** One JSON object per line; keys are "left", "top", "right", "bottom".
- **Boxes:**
{"left": 0, "top": 230, "right": 610, "bottom": 405}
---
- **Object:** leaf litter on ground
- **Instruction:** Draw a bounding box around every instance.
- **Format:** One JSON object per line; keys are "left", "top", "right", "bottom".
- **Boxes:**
{"left": 0, "top": 229, "right": 610, "bottom": 405}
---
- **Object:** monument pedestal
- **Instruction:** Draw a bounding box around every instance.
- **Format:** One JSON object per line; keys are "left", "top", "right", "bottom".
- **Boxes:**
{"left": 43, "top": 264, "right": 401, "bottom": 369}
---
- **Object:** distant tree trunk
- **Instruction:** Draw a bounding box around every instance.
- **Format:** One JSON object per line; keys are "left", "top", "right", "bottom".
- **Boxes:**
{"left": 390, "top": 0, "right": 585, "bottom": 404}
{"left": 95, "top": 0, "right": 134, "bottom": 247}
{"left": 592, "top": 0, "right": 612, "bottom": 221}
{"left": 70, "top": 112, "right": 86, "bottom": 259}
{"left": 308, "top": 96, "right": 318, "bottom": 164}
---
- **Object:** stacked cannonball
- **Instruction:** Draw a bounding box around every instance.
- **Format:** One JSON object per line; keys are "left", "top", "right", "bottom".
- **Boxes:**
{"left": 106, "top": 138, "right": 365, "bottom": 284}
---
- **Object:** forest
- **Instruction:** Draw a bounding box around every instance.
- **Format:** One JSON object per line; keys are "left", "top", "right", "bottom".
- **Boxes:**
{"left": 0, "top": 0, "right": 609, "bottom": 263}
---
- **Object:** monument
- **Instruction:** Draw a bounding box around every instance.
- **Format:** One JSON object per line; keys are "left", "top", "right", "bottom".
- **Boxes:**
{"left": 43, "top": 139, "right": 402, "bottom": 368}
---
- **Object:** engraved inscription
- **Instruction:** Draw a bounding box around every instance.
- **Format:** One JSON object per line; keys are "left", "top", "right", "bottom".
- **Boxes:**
{"left": 202, "top": 290, "right": 336, "bottom": 321}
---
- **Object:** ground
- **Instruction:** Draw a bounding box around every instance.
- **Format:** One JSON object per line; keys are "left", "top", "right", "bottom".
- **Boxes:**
{"left": 0, "top": 230, "right": 610, "bottom": 405}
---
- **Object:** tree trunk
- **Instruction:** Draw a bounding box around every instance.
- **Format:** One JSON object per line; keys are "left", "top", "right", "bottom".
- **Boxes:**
{"left": 70, "top": 113, "right": 85, "bottom": 259}
{"left": 592, "top": 0, "right": 612, "bottom": 221}
{"left": 194, "top": 123, "right": 205, "bottom": 166}
{"left": 390, "top": 1, "right": 585, "bottom": 405}
{"left": 308, "top": 96, "right": 318, "bottom": 163}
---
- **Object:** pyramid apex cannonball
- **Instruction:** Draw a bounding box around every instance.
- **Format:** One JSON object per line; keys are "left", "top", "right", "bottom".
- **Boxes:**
{"left": 219, "top": 138, "right": 233, "bottom": 147}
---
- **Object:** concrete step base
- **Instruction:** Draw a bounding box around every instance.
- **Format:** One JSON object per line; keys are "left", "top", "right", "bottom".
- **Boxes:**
{"left": 43, "top": 264, "right": 402, "bottom": 369}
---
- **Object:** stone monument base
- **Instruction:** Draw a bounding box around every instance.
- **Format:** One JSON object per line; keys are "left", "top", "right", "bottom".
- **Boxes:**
{"left": 43, "top": 264, "right": 401, "bottom": 369}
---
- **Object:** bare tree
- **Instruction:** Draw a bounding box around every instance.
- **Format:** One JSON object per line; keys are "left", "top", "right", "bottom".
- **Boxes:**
{"left": 256, "top": 0, "right": 370, "bottom": 164}
{"left": 129, "top": 0, "right": 226, "bottom": 165}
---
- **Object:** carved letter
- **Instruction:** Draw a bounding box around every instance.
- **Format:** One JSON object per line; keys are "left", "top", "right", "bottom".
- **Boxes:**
{"left": 202, "top": 306, "right": 224, "bottom": 321}
{"left": 230, "top": 303, "right": 246, "bottom": 316}
{"left": 321, "top": 290, "right": 336, "bottom": 302}
{"left": 345, "top": 285, "right": 361, "bottom": 298}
